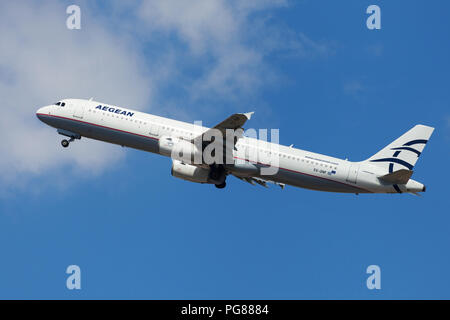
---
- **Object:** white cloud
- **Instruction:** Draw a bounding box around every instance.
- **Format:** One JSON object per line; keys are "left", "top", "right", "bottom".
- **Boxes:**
{"left": 135, "top": 0, "right": 268, "bottom": 102}
{"left": 135, "top": 0, "right": 330, "bottom": 104}
{"left": 0, "top": 1, "right": 152, "bottom": 193}
{"left": 139, "top": 0, "right": 238, "bottom": 54}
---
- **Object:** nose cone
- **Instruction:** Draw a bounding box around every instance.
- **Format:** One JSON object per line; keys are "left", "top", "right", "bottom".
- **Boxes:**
{"left": 36, "top": 106, "right": 49, "bottom": 121}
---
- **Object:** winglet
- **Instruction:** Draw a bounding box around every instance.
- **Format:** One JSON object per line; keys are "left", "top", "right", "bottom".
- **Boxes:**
{"left": 242, "top": 111, "right": 254, "bottom": 120}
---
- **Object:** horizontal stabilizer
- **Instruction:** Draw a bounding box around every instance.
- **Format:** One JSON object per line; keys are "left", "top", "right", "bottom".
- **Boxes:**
{"left": 378, "top": 169, "right": 413, "bottom": 185}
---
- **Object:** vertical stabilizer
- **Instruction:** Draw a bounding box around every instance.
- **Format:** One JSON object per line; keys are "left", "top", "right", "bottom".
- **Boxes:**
{"left": 363, "top": 124, "right": 434, "bottom": 173}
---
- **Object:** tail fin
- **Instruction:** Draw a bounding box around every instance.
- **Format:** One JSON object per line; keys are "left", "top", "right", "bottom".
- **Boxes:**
{"left": 363, "top": 124, "right": 434, "bottom": 173}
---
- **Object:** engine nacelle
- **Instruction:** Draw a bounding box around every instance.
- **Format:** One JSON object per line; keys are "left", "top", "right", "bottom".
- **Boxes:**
{"left": 159, "top": 136, "right": 202, "bottom": 164}
{"left": 171, "top": 160, "right": 211, "bottom": 184}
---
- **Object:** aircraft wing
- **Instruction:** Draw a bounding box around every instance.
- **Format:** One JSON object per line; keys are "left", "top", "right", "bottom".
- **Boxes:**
{"left": 192, "top": 112, "right": 254, "bottom": 145}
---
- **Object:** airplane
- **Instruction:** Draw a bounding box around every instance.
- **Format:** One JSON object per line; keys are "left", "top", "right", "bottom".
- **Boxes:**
{"left": 36, "top": 99, "right": 434, "bottom": 194}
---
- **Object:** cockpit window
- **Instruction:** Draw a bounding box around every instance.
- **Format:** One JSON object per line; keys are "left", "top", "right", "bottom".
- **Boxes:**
{"left": 61, "top": 102, "right": 65, "bottom": 107}
{"left": 55, "top": 102, "right": 61, "bottom": 106}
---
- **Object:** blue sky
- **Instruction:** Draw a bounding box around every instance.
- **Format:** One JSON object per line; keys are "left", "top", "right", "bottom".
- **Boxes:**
{"left": 0, "top": 0, "right": 449, "bottom": 299}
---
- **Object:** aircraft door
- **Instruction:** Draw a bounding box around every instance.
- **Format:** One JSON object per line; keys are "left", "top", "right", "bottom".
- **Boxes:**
{"left": 73, "top": 105, "right": 85, "bottom": 119}
{"left": 346, "top": 164, "right": 359, "bottom": 184}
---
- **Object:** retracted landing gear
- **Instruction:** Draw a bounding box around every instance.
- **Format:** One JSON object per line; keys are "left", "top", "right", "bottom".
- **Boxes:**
{"left": 215, "top": 182, "right": 226, "bottom": 189}
{"left": 209, "top": 164, "right": 227, "bottom": 189}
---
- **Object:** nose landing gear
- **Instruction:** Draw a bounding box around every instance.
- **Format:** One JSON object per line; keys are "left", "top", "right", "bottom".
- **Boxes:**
{"left": 57, "top": 129, "right": 81, "bottom": 148}
{"left": 61, "top": 139, "right": 70, "bottom": 148}
{"left": 61, "top": 137, "right": 76, "bottom": 148}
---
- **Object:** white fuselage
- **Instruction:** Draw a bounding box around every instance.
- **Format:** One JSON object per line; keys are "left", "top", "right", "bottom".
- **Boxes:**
{"left": 36, "top": 99, "right": 425, "bottom": 194}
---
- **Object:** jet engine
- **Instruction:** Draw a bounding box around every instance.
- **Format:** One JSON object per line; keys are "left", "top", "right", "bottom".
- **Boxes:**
{"left": 159, "top": 136, "right": 202, "bottom": 164}
{"left": 171, "top": 160, "right": 210, "bottom": 183}
{"left": 171, "top": 160, "right": 226, "bottom": 186}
